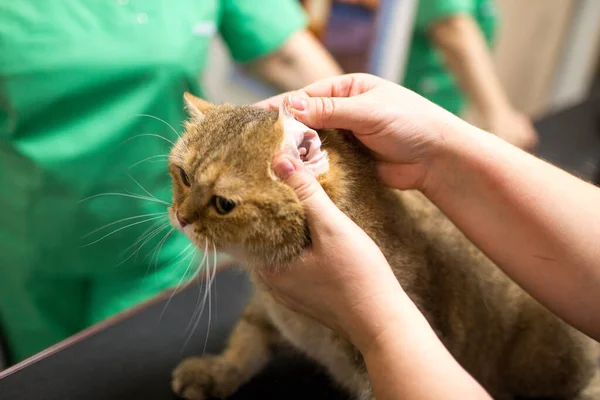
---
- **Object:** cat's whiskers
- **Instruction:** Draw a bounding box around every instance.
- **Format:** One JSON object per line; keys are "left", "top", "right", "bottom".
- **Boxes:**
{"left": 202, "top": 243, "right": 218, "bottom": 356}
{"left": 132, "top": 113, "right": 182, "bottom": 139}
{"left": 159, "top": 247, "right": 198, "bottom": 322}
{"left": 82, "top": 212, "right": 168, "bottom": 239}
{"left": 185, "top": 240, "right": 210, "bottom": 333}
{"left": 120, "top": 219, "right": 167, "bottom": 256}
{"left": 122, "top": 133, "right": 175, "bottom": 146}
{"left": 116, "top": 220, "right": 171, "bottom": 267}
{"left": 127, "top": 174, "right": 169, "bottom": 205}
{"left": 129, "top": 154, "right": 170, "bottom": 170}
{"left": 81, "top": 215, "right": 167, "bottom": 247}
{"left": 213, "top": 251, "right": 219, "bottom": 323}
{"left": 166, "top": 243, "right": 193, "bottom": 265}
{"left": 80, "top": 182, "right": 172, "bottom": 249}
{"left": 185, "top": 242, "right": 218, "bottom": 353}
{"left": 189, "top": 246, "right": 212, "bottom": 352}
{"left": 79, "top": 192, "right": 171, "bottom": 206}
{"left": 145, "top": 227, "right": 175, "bottom": 279}
{"left": 129, "top": 223, "right": 171, "bottom": 267}
{"left": 183, "top": 240, "right": 212, "bottom": 350}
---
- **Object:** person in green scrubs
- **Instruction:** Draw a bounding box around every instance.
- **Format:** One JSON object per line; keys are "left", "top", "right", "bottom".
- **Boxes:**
{"left": 403, "top": 0, "right": 538, "bottom": 149}
{"left": 339, "top": 0, "right": 537, "bottom": 149}
{"left": 0, "top": 0, "right": 342, "bottom": 364}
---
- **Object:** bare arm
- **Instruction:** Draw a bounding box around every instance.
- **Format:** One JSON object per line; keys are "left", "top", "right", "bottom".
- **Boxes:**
{"left": 430, "top": 15, "right": 537, "bottom": 149}
{"left": 258, "top": 71, "right": 600, "bottom": 340}
{"left": 431, "top": 15, "right": 509, "bottom": 119}
{"left": 426, "top": 122, "right": 600, "bottom": 340}
{"left": 267, "top": 152, "right": 493, "bottom": 400}
{"left": 363, "top": 297, "right": 492, "bottom": 400}
{"left": 247, "top": 30, "right": 343, "bottom": 91}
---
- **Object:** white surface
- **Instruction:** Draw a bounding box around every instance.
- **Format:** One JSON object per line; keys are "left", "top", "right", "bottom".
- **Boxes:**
{"left": 546, "top": 0, "right": 600, "bottom": 111}
{"left": 368, "top": 0, "right": 418, "bottom": 82}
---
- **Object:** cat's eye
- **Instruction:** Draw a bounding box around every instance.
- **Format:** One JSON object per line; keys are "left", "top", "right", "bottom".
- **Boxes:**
{"left": 179, "top": 168, "right": 191, "bottom": 187}
{"left": 211, "top": 196, "right": 236, "bottom": 215}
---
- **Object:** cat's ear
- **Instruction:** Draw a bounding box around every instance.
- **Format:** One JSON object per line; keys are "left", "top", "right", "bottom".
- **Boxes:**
{"left": 184, "top": 92, "right": 213, "bottom": 121}
{"left": 277, "top": 96, "right": 329, "bottom": 177}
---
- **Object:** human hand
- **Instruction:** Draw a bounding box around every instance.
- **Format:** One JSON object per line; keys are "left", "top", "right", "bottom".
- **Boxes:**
{"left": 255, "top": 73, "right": 465, "bottom": 191}
{"left": 484, "top": 109, "right": 538, "bottom": 151}
{"left": 263, "top": 154, "right": 493, "bottom": 400}
{"left": 260, "top": 153, "right": 412, "bottom": 353}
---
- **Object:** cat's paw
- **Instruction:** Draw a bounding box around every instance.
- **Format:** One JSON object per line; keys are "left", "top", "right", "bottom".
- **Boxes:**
{"left": 172, "top": 356, "right": 240, "bottom": 400}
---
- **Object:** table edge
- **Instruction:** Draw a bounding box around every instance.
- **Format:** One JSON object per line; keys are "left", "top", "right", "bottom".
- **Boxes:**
{"left": 0, "top": 262, "right": 237, "bottom": 380}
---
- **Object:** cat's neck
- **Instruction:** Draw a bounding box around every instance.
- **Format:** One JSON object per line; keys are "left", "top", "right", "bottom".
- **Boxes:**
{"left": 318, "top": 129, "right": 430, "bottom": 286}
{"left": 319, "top": 130, "right": 416, "bottom": 228}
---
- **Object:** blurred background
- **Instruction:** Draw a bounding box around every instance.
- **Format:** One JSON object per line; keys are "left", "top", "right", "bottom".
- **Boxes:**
{"left": 203, "top": 0, "right": 600, "bottom": 179}
{"left": 207, "top": 0, "right": 600, "bottom": 119}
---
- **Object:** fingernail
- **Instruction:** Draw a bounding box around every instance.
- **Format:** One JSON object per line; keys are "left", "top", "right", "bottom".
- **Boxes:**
{"left": 288, "top": 95, "right": 307, "bottom": 111}
{"left": 274, "top": 156, "right": 296, "bottom": 180}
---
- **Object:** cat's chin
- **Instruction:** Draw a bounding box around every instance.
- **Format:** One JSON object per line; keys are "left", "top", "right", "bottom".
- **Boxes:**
{"left": 243, "top": 246, "right": 307, "bottom": 270}
{"left": 218, "top": 244, "right": 247, "bottom": 263}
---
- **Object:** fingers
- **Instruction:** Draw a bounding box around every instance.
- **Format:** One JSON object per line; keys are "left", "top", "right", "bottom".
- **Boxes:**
{"left": 300, "top": 73, "right": 379, "bottom": 98}
{"left": 253, "top": 91, "right": 309, "bottom": 110}
{"left": 272, "top": 154, "right": 334, "bottom": 215}
{"left": 253, "top": 73, "right": 381, "bottom": 113}
{"left": 271, "top": 153, "right": 346, "bottom": 236}
{"left": 286, "top": 94, "right": 361, "bottom": 130}
{"left": 253, "top": 92, "right": 289, "bottom": 110}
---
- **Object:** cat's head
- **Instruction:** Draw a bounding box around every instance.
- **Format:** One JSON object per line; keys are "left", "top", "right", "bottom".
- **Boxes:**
{"left": 168, "top": 93, "right": 329, "bottom": 267}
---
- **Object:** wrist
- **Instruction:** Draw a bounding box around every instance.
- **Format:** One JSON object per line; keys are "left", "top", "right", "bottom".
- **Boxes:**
{"left": 478, "top": 102, "right": 514, "bottom": 123}
{"left": 418, "top": 112, "right": 478, "bottom": 192}
{"left": 360, "top": 305, "right": 494, "bottom": 400}
{"left": 421, "top": 117, "right": 499, "bottom": 201}
{"left": 350, "top": 290, "right": 428, "bottom": 357}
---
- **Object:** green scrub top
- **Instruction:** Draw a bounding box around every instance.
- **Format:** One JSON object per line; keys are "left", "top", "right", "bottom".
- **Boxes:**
{"left": 403, "top": 0, "right": 498, "bottom": 115}
{"left": 0, "top": 0, "right": 307, "bottom": 362}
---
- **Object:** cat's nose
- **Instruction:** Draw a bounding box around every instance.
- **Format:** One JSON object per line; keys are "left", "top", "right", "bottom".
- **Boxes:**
{"left": 176, "top": 211, "right": 190, "bottom": 228}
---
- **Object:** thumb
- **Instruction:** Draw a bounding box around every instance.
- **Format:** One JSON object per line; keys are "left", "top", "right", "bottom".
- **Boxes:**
{"left": 272, "top": 154, "right": 337, "bottom": 222}
{"left": 287, "top": 94, "right": 359, "bottom": 131}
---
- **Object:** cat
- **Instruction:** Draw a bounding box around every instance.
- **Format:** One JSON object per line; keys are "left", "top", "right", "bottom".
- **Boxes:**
{"left": 168, "top": 92, "right": 599, "bottom": 400}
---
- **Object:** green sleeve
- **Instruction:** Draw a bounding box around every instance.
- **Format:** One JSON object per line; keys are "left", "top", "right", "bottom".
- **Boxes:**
{"left": 219, "top": 0, "right": 308, "bottom": 63}
{"left": 415, "top": 0, "right": 476, "bottom": 31}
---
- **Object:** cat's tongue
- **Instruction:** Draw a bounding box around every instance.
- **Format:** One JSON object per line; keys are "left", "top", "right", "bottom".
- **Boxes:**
{"left": 279, "top": 100, "right": 329, "bottom": 177}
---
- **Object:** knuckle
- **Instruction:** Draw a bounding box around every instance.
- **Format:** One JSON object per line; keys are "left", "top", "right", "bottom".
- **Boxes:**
{"left": 291, "top": 175, "right": 319, "bottom": 202}
{"left": 314, "top": 98, "right": 335, "bottom": 128}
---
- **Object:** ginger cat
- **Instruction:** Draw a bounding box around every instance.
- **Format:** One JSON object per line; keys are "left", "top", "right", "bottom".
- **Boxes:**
{"left": 168, "top": 93, "right": 599, "bottom": 400}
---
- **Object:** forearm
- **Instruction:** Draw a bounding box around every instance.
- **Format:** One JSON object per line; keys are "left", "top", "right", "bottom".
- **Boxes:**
{"left": 361, "top": 297, "right": 491, "bottom": 400}
{"left": 425, "top": 121, "right": 600, "bottom": 339}
{"left": 431, "top": 15, "right": 511, "bottom": 117}
{"left": 248, "top": 30, "right": 343, "bottom": 91}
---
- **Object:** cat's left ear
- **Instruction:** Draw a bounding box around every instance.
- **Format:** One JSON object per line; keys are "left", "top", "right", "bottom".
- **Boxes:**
{"left": 277, "top": 96, "right": 329, "bottom": 177}
{"left": 184, "top": 92, "right": 213, "bottom": 121}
